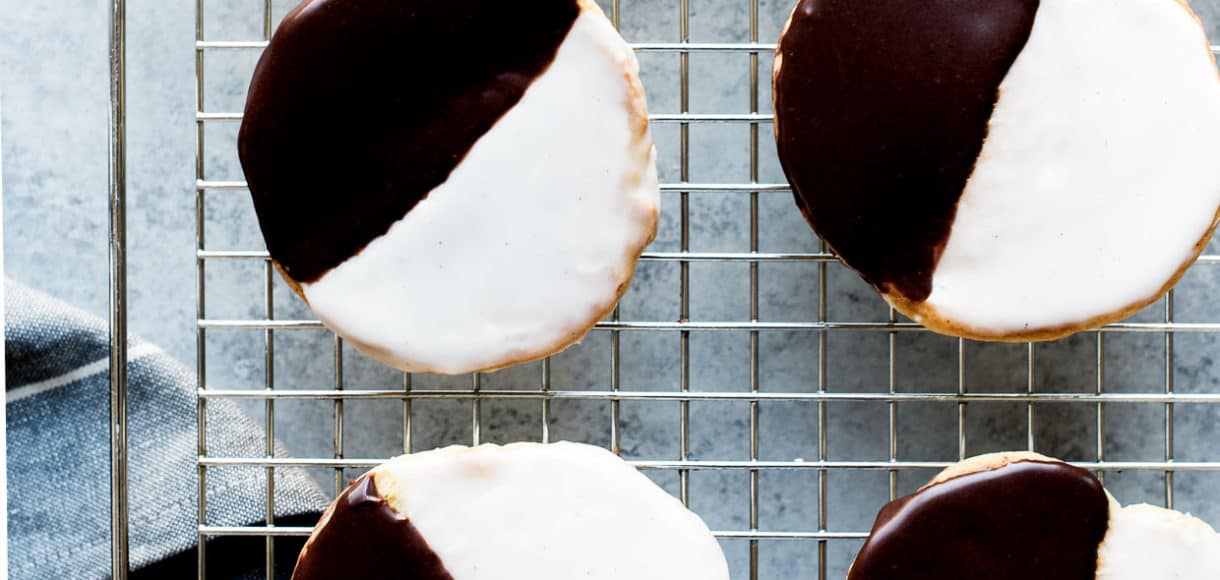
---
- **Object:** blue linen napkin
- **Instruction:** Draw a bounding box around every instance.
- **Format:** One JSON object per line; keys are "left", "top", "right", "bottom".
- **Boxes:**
{"left": 5, "top": 280, "right": 329, "bottom": 579}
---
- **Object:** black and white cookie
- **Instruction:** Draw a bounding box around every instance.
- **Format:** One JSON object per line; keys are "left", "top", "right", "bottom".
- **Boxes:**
{"left": 292, "top": 443, "right": 730, "bottom": 580}
{"left": 774, "top": 0, "right": 1220, "bottom": 341}
{"left": 239, "top": 0, "right": 658, "bottom": 374}
{"left": 849, "top": 452, "right": 1220, "bottom": 580}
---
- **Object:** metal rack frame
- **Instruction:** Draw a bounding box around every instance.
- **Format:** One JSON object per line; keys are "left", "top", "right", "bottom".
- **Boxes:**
{"left": 103, "top": 0, "right": 1220, "bottom": 578}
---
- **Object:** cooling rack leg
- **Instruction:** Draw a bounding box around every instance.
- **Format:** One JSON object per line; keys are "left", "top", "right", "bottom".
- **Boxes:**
{"left": 816, "top": 241, "right": 827, "bottom": 580}
{"left": 887, "top": 308, "right": 898, "bottom": 502}
{"left": 472, "top": 373, "right": 483, "bottom": 445}
{"left": 334, "top": 336, "right": 345, "bottom": 497}
{"left": 678, "top": 0, "right": 692, "bottom": 509}
{"left": 541, "top": 357, "right": 552, "bottom": 444}
{"left": 402, "top": 372, "right": 412, "bottom": 454}
{"left": 262, "top": 8, "right": 276, "bottom": 578}
{"left": 264, "top": 260, "right": 277, "bottom": 580}
{"left": 748, "top": 1, "right": 761, "bottom": 578}
{"left": 1164, "top": 292, "right": 1175, "bottom": 508}
{"left": 957, "top": 339, "right": 967, "bottom": 461}
{"left": 194, "top": 0, "right": 208, "bottom": 575}
{"left": 108, "top": 0, "right": 130, "bottom": 576}
{"left": 1096, "top": 332, "right": 1106, "bottom": 485}
{"left": 1027, "top": 343, "right": 1036, "bottom": 452}
{"left": 610, "top": 304, "right": 622, "bottom": 456}
{"left": 609, "top": 0, "right": 623, "bottom": 465}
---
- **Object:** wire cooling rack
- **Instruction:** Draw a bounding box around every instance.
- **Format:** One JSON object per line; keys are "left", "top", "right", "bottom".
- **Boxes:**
{"left": 103, "top": 0, "right": 1220, "bottom": 578}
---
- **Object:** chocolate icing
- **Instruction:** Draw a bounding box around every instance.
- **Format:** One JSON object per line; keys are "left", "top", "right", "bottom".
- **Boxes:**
{"left": 848, "top": 460, "right": 1110, "bottom": 580}
{"left": 239, "top": 0, "right": 581, "bottom": 283}
{"left": 292, "top": 474, "right": 454, "bottom": 580}
{"left": 774, "top": 0, "right": 1040, "bottom": 301}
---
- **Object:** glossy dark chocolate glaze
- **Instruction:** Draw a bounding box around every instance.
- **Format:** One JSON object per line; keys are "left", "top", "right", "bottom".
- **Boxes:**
{"left": 774, "top": 0, "right": 1040, "bottom": 301}
{"left": 848, "top": 460, "right": 1110, "bottom": 580}
{"left": 292, "top": 475, "right": 453, "bottom": 580}
{"left": 239, "top": 0, "right": 581, "bottom": 283}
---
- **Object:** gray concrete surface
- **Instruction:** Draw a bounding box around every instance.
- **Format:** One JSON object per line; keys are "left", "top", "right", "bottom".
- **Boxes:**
{"left": 5, "top": 1, "right": 1220, "bottom": 577}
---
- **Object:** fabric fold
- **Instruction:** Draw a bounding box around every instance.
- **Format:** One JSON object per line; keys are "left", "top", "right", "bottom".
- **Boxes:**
{"left": 5, "top": 279, "right": 329, "bottom": 579}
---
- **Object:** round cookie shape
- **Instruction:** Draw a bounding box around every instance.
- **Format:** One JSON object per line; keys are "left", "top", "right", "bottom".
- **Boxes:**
{"left": 239, "top": 0, "right": 658, "bottom": 374}
{"left": 774, "top": 0, "right": 1220, "bottom": 341}
{"left": 849, "top": 453, "right": 1220, "bottom": 580}
{"left": 291, "top": 443, "right": 730, "bottom": 580}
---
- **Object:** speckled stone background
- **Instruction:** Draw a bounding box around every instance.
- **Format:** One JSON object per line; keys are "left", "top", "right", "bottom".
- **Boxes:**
{"left": 4, "top": 1, "right": 1220, "bottom": 578}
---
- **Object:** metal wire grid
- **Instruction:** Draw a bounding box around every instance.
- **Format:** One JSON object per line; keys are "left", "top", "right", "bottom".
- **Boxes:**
{"left": 96, "top": 0, "right": 1220, "bottom": 577}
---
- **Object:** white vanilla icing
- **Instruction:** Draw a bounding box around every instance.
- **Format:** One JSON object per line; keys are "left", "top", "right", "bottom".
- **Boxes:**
{"left": 370, "top": 442, "right": 730, "bottom": 580}
{"left": 1097, "top": 503, "right": 1220, "bottom": 579}
{"left": 301, "top": 7, "right": 657, "bottom": 374}
{"left": 925, "top": 0, "right": 1220, "bottom": 335}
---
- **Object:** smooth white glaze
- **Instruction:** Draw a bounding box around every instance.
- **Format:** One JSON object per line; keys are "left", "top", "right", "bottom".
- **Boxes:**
{"left": 302, "top": 8, "right": 658, "bottom": 374}
{"left": 1098, "top": 504, "right": 1220, "bottom": 579}
{"left": 925, "top": 0, "right": 1220, "bottom": 334}
{"left": 371, "top": 442, "right": 730, "bottom": 580}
